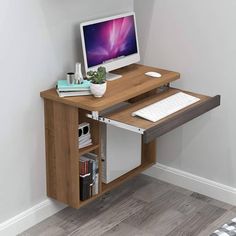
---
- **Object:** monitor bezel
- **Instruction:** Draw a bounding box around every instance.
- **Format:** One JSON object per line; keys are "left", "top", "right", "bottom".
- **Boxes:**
{"left": 80, "top": 12, "right": 140, "bottom": 75}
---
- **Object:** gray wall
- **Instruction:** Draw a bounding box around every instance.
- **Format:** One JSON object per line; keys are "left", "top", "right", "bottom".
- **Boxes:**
{"left": 135, "top": 0, "right": 236, "bottom": 187}
{"left": 0, "top": 0, "right": 133, "bottom": 224}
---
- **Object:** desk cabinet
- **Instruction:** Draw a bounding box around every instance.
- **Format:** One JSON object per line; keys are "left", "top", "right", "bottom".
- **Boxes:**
{"left": 41, "top": 64, "right": 220, "bottom": 208}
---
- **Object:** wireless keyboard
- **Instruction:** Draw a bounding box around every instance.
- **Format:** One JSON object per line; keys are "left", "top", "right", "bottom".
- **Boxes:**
{"left": 132, "top": 92, "right": 200, "bottom": 122}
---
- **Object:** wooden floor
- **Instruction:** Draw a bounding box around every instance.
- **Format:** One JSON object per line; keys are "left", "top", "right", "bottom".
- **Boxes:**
{"left": 20, "top": 175, "right": 236, "bottom": 236}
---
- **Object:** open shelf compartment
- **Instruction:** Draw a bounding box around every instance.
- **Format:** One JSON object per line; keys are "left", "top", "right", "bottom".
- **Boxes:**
{"left": 78, "top": 108, "right": 102, "bottom": 203}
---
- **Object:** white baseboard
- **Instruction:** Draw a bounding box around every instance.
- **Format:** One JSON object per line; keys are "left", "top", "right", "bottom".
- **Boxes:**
{"left": 144, "top": 163, "right": 236, "bottom": 206}
{"left": 0, "top": 199, "right": 66, "bottom": 236}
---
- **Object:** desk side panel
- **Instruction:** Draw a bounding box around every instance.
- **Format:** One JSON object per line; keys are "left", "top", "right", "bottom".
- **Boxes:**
{"left": 142, "top": 139, "right": 156, "bottom": 165}
{"left": 44, "top": 99, "right": 80, "bottom": 208}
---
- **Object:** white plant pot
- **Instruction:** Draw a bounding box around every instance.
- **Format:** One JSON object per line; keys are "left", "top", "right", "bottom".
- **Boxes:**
{"left": 90, "top": 82, "right": 107, "bottom": 98}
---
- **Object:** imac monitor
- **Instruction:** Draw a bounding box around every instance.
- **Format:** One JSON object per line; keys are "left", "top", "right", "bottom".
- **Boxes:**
{"left": 80, "top": 12, "right": 140, "bottom": 81}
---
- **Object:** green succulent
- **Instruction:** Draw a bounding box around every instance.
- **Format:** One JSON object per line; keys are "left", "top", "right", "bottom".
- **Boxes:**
{"left": 87, "top": 66, "right": 106, "bottom": 84}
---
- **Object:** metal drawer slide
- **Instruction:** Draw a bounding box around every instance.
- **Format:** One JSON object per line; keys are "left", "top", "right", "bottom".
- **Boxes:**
{"left": 87, "top": 113, "right": 145, "bottom": 134}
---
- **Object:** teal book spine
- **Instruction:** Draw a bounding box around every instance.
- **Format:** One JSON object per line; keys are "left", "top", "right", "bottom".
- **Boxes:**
{"left": 57, "top": 80, "right": 91, "bottom": 89}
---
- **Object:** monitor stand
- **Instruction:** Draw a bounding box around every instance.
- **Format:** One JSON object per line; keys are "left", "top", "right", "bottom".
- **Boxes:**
{"left": 106, "top": 72, "right": 122, "bottom": 81}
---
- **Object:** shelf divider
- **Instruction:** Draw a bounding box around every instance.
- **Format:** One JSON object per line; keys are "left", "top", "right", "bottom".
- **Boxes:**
{"left": 79, "top": 144, "right": 100, "bottom": 156}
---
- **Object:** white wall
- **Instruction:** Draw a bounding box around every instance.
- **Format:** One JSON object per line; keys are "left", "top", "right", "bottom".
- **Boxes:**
{"left": 135, "top": 0, "right": 236, "bottom": 188}
{"left": 0, "top": 0, "right": 133, "bottom": 226}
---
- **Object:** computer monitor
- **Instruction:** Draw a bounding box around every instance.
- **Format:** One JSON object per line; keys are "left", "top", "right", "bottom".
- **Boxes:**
{"left": 80, "top": 12, "right": 140, "bottom": 81}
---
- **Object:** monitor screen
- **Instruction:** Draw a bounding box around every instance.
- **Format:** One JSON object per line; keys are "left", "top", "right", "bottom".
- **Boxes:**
{"left": 82, "top": 15, "right": 138, "bottom": 68}
{"left": 80, "top": 12, "right": 140, "bottom": 80}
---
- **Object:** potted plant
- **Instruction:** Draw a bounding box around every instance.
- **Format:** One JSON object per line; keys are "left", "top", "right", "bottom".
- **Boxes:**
{"left": 87, "top": 66, "right": 107, "bottom": 98}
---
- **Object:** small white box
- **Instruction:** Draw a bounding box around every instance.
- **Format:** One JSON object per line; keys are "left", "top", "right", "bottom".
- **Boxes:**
{"left": 101, "top": 124, "right": 141, "bottom": 184}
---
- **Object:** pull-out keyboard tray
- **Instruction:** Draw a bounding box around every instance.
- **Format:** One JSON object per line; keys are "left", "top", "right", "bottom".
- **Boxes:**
{"left": 90, "top": 88, "right": 220, "bottom": 143}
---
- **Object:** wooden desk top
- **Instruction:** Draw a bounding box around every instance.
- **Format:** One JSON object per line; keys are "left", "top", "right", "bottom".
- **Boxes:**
{"left": 40, "top": 64, "right": 180, "bottom": 111}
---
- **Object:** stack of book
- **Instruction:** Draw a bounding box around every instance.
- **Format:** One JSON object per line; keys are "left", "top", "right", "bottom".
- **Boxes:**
{"left": 56, "top": 80, "right": 91, "bottom": 97}
{"left": 78, "top": 122, "right": 92, "bottom": 149}
{"left": 79, "top": 153, "right": 99, "bottom": 201}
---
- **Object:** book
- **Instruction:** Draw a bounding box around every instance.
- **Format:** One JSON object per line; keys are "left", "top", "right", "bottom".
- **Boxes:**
{"left": 79, "top": 154, "right": 99, "bottom": 200}
{"left": 58, "top": 87, "right": 90, "bottom": 92}
{"left": 79, "top": 156, "right": 95, "bottom": 200}
{"left": 80, "top": 174, "right": 91, "bottom": 201}
{"left": 78, "top": 124, "right": 92, "bottom": 148}
{"left": 79, "top": 133, "right": 91, "bottom": 142}
{"left": 83, "top": 153, "right": 99, "bottom": 195}
{"left": 57, "top": 79, "right": 91, "bottom": 91}
{"left": 80, "top": 162, "right": 85, "bottom": 175}
{"left": 79, "top": 139, "right": 92, "bottom": 149}
{"left": 79, "top": 138, "right": 92, "bottom": 146}
{"left": 80, "top": 159, "right": 89, "bottom": 175}
{"left": 56, "top": 89, "right": 92, "bottom": 98}
{"left": 93, "top": 173, "right": 99, "bottom": 195}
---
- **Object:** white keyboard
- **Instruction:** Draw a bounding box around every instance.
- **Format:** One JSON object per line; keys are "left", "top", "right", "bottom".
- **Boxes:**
{"left": 132, "top": 92, "right": 200, "bottom": 122}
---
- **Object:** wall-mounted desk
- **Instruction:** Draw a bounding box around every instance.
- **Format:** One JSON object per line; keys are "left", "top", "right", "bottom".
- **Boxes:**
{"left": 40, "top": 64, "right": 220, "bottom": 208}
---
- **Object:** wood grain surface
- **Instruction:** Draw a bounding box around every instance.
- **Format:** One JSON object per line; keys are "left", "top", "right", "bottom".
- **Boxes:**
{"left": 40, "top": 64, "right": 180, "bottom": 111}
{"left": 44, "top": 99, "right": 80, "bottom": 208}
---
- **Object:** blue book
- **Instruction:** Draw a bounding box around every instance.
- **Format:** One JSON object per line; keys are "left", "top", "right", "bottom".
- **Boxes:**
{"left": 57, "top": 80, "right": 91, "bottom": 91}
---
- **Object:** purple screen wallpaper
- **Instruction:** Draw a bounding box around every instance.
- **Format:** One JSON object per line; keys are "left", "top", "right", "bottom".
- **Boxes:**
{"left": 83, "top": 15, "right": 138, "bottom": 68}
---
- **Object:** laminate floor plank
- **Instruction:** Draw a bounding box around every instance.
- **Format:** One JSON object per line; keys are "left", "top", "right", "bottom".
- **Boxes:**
{"left": 197, "top": 210, "right": 236, "bottom": 236}
{"left": 191, "top": 192, "right": 235, "bottom": 211}
{"left": 175, "top": 195, "right": 207, "bottom": 216}
{"left": 20, "top": 174, "right": 236, "bottom": 236}
{"left": 231, "top": 206, "right": 236, "bottom": 213}
{"left": 19, "top": 226, "right": 66, "bottom": 236}
{"left": 124, "top": 190, "right": 187, "bottom": 228}
{"left": 68, "top": 196, "right": 146, "bottom": 236}
{"left": 124, "top": 190, "right": 209, "bottom": 235}
{"left": 170, "top": 184, "right": 193, "bottom": 197}
{"left": 102, "top": 222, "right": 154, "bottom": 236}
{"left": 134, "top": 208, "right": 186, "bottom": 236}
{"left": 166, "top": 204, "right": 226, "bottom": 236}
{"left": 132, "top": 181, "right": 173, "bottom": 203}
